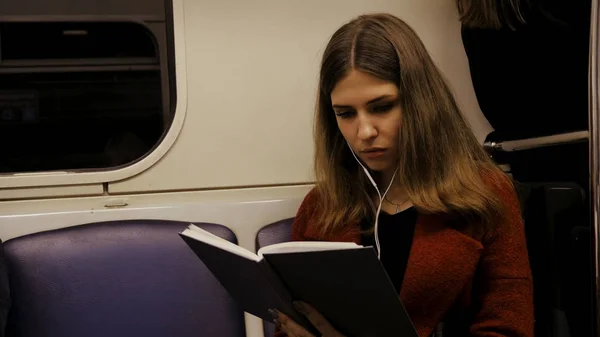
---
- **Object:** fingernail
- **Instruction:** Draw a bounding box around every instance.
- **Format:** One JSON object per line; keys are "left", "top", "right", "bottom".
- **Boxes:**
{"left": 273, "top": 318, "right": 281, "bottom": 328}
{"left": 268, "top": 309, "right": 279, "bottom": 319}
{"left": 293, "top": 301, "right": 306, "bottom": 314}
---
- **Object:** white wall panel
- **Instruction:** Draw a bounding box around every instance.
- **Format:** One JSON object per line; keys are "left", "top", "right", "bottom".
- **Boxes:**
{"left": 109, "top": 0, "right": 491, "bottom": 194}
{"left": 0, "top": 184, "right": 103, "bottom": 202}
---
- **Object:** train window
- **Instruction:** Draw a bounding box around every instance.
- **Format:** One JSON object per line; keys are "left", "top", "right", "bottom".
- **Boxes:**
{"left": 0, "top": 19, "right": 175, "bottom": 174}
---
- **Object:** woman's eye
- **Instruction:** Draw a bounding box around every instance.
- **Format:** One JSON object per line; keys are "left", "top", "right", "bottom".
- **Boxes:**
{"left": 371, "top": 103, "right": 394, "bottom": 113}
{"left": 335, "top": 111, "right": 354, "bottom": 118}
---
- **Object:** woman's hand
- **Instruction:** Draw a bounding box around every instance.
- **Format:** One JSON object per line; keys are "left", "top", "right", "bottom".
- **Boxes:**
{"left": 270, "top": 301, "right": 345, "bottom": 337}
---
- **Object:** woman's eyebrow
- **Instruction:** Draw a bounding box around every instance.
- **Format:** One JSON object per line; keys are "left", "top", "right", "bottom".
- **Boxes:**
{"left": 332, "top": 95, "right": 396, "bottom": 109}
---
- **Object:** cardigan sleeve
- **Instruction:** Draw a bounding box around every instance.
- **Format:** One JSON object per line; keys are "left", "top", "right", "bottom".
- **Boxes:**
{"left": 468, "top": 175, "right": 534, "bottom": 337}
{"left": 274, "top": 188, "right": 320, "bottom": 337}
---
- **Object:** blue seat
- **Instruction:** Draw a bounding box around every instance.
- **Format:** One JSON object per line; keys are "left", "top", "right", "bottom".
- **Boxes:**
{"left": 3, "top": 219, "right": 246, "bottom": 337}
{"left": 255, "top": 218, "right": 294, "bottom": 337}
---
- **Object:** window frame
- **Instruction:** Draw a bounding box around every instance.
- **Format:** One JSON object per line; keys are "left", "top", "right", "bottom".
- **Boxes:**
{"left": 0, "top": 0, "right": 186, "bottom": 189}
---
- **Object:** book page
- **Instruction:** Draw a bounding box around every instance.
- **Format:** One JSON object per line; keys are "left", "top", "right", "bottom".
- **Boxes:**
{"left": 257, "top": 241, "right": 362, "bottom": 258}
{"left": 181, "top": 225, "right": 260, "bottom": 262}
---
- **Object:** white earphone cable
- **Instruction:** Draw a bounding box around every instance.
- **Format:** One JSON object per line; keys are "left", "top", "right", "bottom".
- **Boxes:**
{"left": 347, "top": 143, "right": 396, "bottom": 260}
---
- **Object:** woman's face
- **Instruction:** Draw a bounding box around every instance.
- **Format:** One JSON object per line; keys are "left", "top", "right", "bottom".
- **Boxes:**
{"left": 331, "top": 69, "right": 402, "bottom": 177}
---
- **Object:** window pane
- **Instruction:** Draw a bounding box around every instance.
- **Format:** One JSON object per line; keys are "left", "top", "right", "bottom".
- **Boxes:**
{"left": 0, "top": 21, "right": 172, "bottom": 174}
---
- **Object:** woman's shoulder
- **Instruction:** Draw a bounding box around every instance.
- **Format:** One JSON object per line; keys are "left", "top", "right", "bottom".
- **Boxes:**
{"left": 301, "top": 186, "right": 322, "bottom": 204}
{"left": 478, "top": 166, "right": 526, "bottom": 239}
{"left": 292, "top": 187, "right": 364, "bottom": 242}
{"left": 438, "top": 165, "right": 523, "bottom": 241}
{"left": 295, "top": 187, "right": 322, "bottom": 218}
{"left": 479, "top": 166, "right": 520, "bottom": 206}
{"left": 290, "top": 187, "right": 323, "bottom": 241}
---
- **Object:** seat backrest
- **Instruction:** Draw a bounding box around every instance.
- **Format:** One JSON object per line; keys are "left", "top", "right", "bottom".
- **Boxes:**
{"left": 3, "top": 220, "right": 246, "bottom": 337}
{"left": 255, "top": 218, "right": 294, "bottom": 337}
{"left": 255, "top": 218, "right": 294, "bottom": 251}
{"left": 517, "top": 182, "right": 588, "bottom": 337}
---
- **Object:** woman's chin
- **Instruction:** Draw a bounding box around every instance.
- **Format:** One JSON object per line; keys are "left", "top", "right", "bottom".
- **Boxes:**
{"left": 364, "top": 163, "right": 391, "bottom": 173}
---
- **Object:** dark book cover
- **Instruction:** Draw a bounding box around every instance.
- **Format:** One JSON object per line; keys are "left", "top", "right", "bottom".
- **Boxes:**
{"left": 178, "top": 234, "right": 317, "bottom": 334}
{"left": 263, "top": 247, "right": 418, "bottom": 337}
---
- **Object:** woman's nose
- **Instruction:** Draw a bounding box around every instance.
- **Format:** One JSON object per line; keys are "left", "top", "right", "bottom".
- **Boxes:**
{"left": 357, "top": 115, "right": 378, "bottom": 140}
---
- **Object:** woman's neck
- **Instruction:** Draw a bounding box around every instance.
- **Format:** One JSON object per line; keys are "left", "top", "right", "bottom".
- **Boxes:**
{"left": 378, "top": 169, "right": 407, "bottom": 204}
{"left": 379, "top": 168, "right": 396, "bottom": 190}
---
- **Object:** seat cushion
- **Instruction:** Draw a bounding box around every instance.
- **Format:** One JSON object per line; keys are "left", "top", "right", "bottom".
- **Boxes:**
{"left": 3, "top": 220, "right": 246, "bottom": 337}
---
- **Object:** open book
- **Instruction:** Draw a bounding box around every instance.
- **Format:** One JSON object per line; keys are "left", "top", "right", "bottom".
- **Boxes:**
{"left": 179, "top": 224, "right": 417, "bottom": 337}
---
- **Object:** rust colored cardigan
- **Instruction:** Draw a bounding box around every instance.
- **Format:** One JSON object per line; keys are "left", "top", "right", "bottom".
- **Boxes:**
{"left": 275, "top": 174, "right": 534, "bottom": 337}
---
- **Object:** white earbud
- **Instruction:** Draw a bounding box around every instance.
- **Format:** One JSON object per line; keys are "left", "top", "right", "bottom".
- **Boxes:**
{"left": 346, "top": 142, "right": 396, "bottom": 260}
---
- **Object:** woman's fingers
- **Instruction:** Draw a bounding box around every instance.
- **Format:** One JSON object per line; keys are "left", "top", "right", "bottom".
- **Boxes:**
{"left": 293, "top": 301, "right": 341, "bottom": 337}
{"left": 270, "top": 302, "right": 343, "bottom": 337}
{"left": 272, "top": 309, "right": 315, "bottom": 337}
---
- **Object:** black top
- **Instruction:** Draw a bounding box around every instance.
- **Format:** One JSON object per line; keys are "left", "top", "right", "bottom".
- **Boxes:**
{"left": 360, "top": 207, "right": 418, "bottom": 294}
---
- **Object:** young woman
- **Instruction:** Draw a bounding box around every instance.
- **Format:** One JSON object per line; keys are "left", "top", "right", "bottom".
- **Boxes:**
{"left": 271, "top": 13, "right": 534, "bottom": 337}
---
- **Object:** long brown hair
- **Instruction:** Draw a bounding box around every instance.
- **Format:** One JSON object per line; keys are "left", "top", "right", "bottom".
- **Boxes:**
{"left": 455, "top": 0, "right": 528, "bottom": 29}
{"left": 313, "top": 13, "right": 510, "bottom": 239}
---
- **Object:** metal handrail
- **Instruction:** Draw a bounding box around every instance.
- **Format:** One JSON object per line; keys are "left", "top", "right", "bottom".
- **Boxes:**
{"left": 589, "top": 0, "right": 600, "bottom": 334}
{"left": 483, "top": 130, "right": 589, "bottom": 153}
